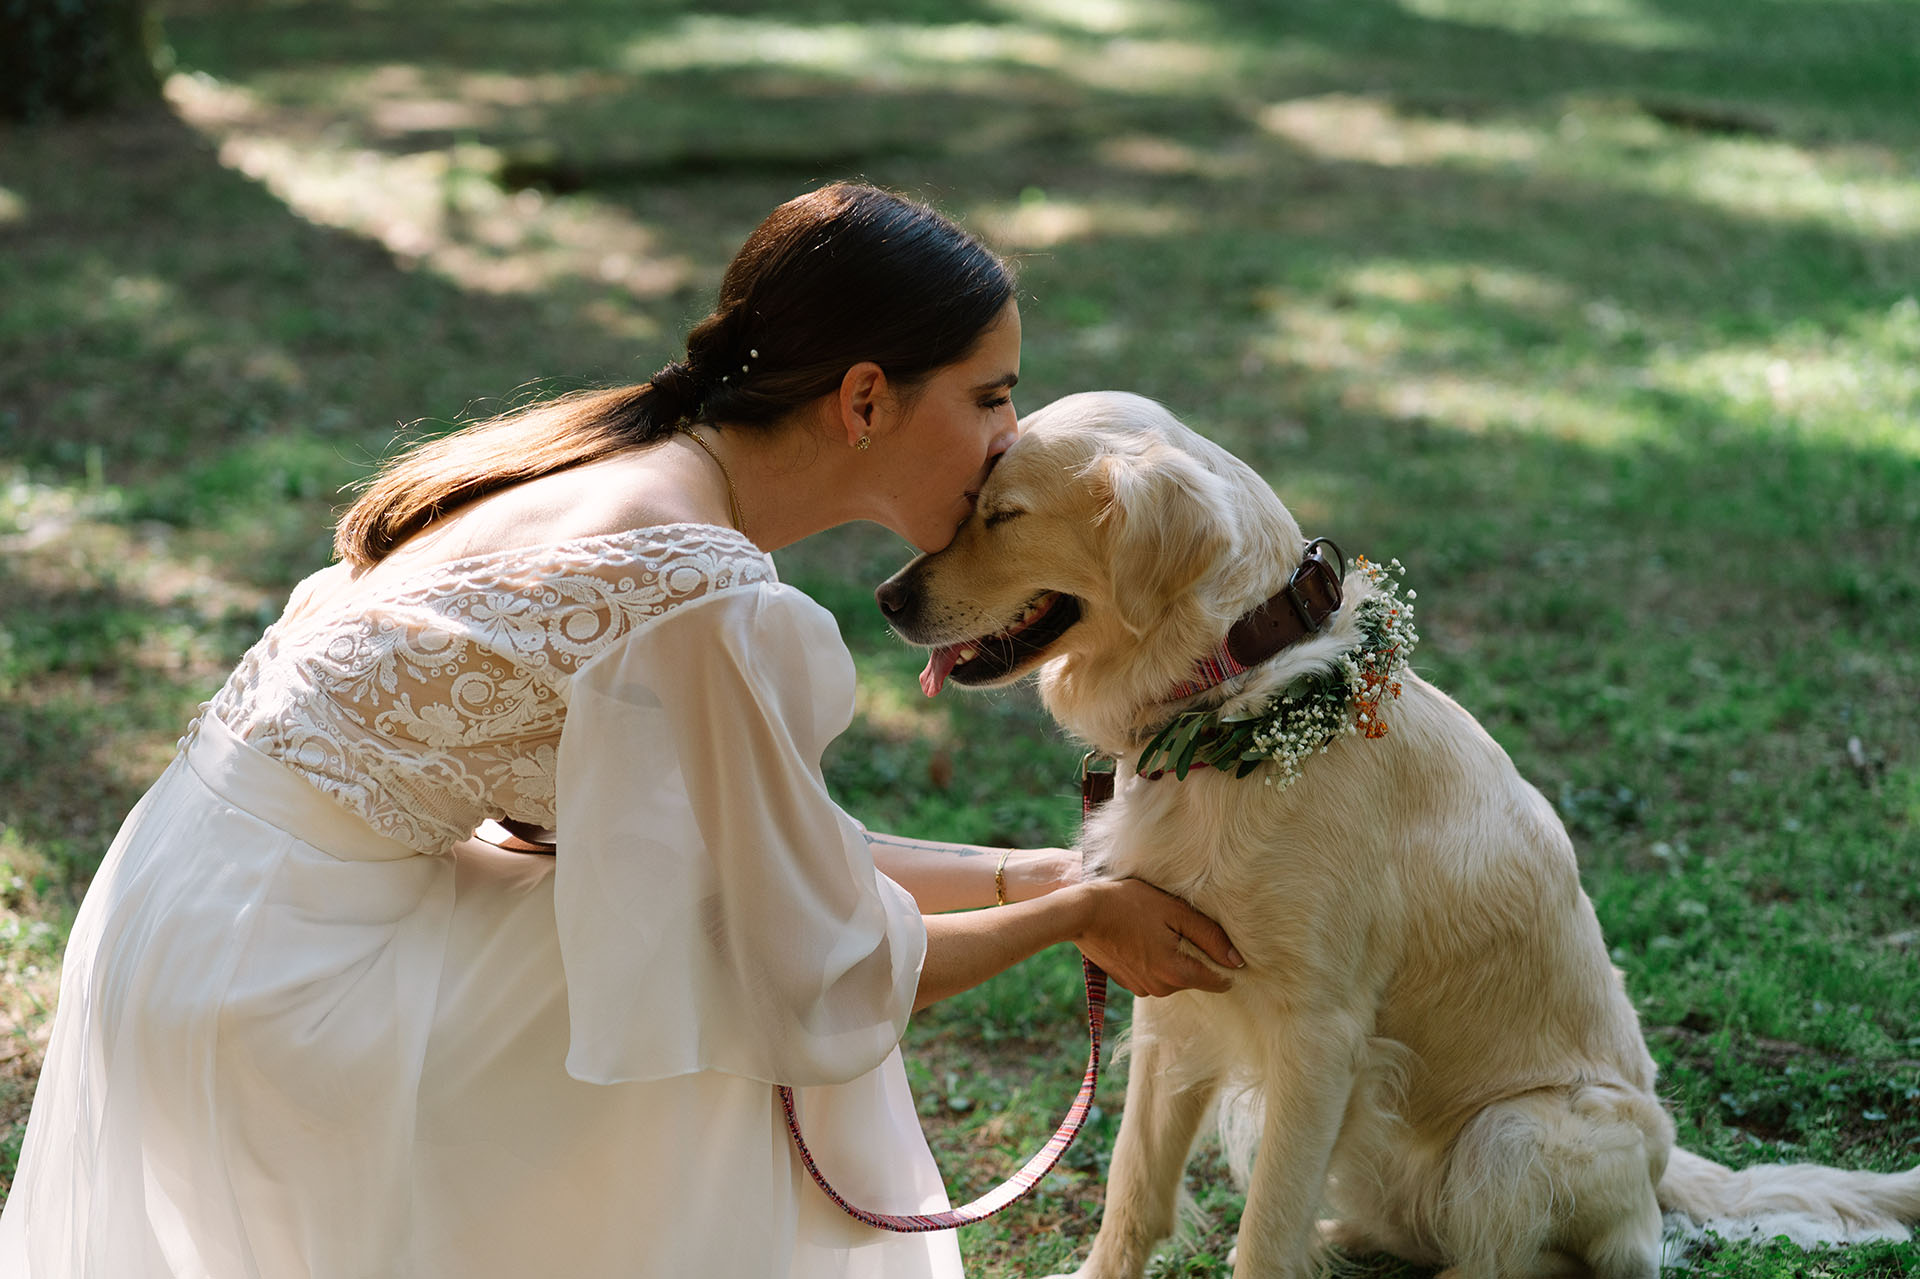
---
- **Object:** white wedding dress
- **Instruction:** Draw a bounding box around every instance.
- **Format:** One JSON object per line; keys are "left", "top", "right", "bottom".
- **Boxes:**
{"left": 0, "top": 523, "right": 962, "bottom": 1278}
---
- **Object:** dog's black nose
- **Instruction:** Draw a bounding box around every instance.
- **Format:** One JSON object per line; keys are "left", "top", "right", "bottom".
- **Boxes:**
{"left": 875, "top": 577, "right": 911, "bottom": 619}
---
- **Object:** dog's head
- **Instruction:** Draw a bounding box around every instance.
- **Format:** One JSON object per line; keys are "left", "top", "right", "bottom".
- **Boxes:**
{"left": 876, "top": 391, "right": 1304, "bottom": 749}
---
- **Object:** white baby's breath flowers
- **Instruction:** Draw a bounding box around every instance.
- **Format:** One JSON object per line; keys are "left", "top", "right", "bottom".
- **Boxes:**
{"left": 1244, "top": 555, "right": 1419, "bottom": 788}
{"left": 1134, "top": 554, "right": 1420, "bottom": 788}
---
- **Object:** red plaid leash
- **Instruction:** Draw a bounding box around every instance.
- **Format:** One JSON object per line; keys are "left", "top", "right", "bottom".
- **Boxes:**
{"left": 778, "top": 754, "right": 1127, "bottom": 1231}
{"left": 776, "top": 955, "right": 1107, "bottom": 1232}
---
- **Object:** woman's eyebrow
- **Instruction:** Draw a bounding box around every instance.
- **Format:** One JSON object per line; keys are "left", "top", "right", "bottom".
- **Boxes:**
{"left": 972, "top": 372, "right": 1020, "bottom": 393}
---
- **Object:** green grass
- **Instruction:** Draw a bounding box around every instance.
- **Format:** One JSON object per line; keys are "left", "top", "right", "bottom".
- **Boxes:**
{"left": 2, "top": 0, "right": 1918, "bottom": 1271}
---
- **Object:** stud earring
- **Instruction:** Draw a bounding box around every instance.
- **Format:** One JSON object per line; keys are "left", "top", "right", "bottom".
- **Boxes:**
{"left": 855, "top": 434, "right": 871, "bottom": 452}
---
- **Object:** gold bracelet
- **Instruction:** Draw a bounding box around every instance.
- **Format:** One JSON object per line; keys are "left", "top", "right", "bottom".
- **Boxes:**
{"left": 994, "top": 850, "right": 1012, "bottom": 907}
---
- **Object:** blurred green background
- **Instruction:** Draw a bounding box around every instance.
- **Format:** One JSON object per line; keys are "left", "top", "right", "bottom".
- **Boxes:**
{"left": 3, "top": 1, "right": 1917, "bottom": 1273}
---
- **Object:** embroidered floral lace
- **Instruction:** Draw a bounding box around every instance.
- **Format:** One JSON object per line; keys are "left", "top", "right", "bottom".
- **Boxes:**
{"left": 200, "top": 524, "right": 775, "bottom": 852}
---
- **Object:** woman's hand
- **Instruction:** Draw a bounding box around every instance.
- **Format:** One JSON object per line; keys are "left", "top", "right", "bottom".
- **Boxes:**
{"left": 1067, "top": 878, "right": 1243, "bottom": 998}
{"left": 914, "top": 873, "right": 1240, "bottom": 1011}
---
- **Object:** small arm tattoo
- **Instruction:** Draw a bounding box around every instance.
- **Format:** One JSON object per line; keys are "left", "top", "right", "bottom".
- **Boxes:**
{"left": 864, "top": 833, "right": 988, "bottom": 858}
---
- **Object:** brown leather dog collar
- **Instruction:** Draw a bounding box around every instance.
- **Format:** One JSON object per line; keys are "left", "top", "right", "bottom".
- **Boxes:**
{"left": 1080, "top": 538, "right": 1347, "bottom": 813}
{"left": 1164, "top": 537, "right": 1345, "bottom": 701}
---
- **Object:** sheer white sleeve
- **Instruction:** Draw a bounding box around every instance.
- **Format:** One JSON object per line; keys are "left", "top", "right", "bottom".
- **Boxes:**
{"left": 552, "top": 582, "right": 926, "bottom": 1087}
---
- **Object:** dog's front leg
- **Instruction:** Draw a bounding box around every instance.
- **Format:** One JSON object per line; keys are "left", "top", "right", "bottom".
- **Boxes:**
{"left": 1229, "top": 1016, "right": 1365, "bottom": 1279}
{"left": 1055, "top": 996, "right": 1221, "bottom": 1279}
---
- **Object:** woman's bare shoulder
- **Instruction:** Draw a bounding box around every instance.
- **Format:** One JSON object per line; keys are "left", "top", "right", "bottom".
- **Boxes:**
{"left": 473, "top": 455, "right": 705, "bottom": 545}
{"left": 345, "top": 450, "right": 723, "bottom": 594}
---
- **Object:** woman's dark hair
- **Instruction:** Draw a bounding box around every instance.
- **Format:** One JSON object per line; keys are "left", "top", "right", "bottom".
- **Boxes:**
{"left": 335, "top": 182, "right": 1016, "bottom": 568}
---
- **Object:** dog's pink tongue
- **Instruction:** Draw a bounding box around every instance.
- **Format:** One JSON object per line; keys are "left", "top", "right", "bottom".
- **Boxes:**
{"left": 920, "top": 645, "right": 964, "bottom": 698}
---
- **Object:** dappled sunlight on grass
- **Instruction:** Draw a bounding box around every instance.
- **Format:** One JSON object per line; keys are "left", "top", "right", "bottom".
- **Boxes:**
{"left": 1399, "top": 0, "right": 1714, "bottom": 50}
{"left": 0, "top": 467, "right": 288, "bottom": 1053}
{"left": 351, "top": 63, "right": 614, "bottom": 137}
{"left": 1534, "top": 106, "right": 1920, "bottom": 241}
{"left": 1258, "top": 91, "right": 1920, "bottom": 256}
{"left": 973, "top": 190, "right": 1194, "bottom": 250}
{"left": 1653, "top": 336, "right": 1920, "bottom": 458}
{"left": 0, "top": 470, "right": 120, "bottom": 556}
{"left": 1259, "top": 293, "right": 1420, "bottom": 371}
{"left": 1255, "top": 266, "right": 1581, "bottom": 376}
{"left": 1259, "top": 259, "right": 1652, "bottom": 446}
{"left": 166, "top": 56, "right": 626, "bottom": 140}
{"left": 616, "top": 15, "right": 1233, "bottom": 94}
{"left": 1637, "top": 137, "right": 1920, "bottom": 240}
{"left": 1258, "top": 93, "right": 1546, "bottom": 170}
{"left": 982, "top": 0, "right": 1203, "bottom": 35}
{"left": 0, "top": 472, "right": 281, "bottom": 677}
{"left": 167, "top": 71, "right": 689, "bottom": 308}
{"left": 1094, "top": 132, "right": 1258, "bottom": 180}
{"left": 1376, "top": 372, "right": 1652, "bottom": 442}
{"left": 1267, "top": 283, "right": 1656, "bottom": 441}
{"left": 1345, "top": 260, "right": 1575, "bottom": 311}
{"left": 1253, "top": 249, "right": 1918, "bottom": 454}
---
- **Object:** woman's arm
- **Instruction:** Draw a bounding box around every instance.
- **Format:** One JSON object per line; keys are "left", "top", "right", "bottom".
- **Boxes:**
{"left": 865, "top": 829, "right": 1243, "bottom": 1008}
{"left": 864, "top": 829, "right": 1077, "bottom": 913}
{"left": 914, "top": 877, "right": 1243, "bottom": 1012}
{"left": 475, "top": 809, "right": 1241, "bottom": 1015}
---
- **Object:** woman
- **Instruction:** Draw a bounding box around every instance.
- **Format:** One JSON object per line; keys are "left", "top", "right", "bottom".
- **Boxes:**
{"left": 0, "top": 182, "right": 1238, "bottom": 1278}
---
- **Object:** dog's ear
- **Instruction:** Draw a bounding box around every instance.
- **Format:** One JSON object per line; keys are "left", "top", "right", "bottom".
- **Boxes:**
{"left": 1087, "top": 444, "right": 1235, "bottom": 636}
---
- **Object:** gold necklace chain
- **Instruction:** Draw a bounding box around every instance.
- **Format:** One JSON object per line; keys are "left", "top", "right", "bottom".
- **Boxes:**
{"left": 675, "top": 424, "right": 744, "bottom": 532}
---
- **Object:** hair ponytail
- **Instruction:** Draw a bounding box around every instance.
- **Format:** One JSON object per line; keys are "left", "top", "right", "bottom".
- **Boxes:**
{"left": 333, "top": 379, "right": 687, "bottom": 569}
{"left": 334, "top": 182, "right": 1014, "bottom": 569}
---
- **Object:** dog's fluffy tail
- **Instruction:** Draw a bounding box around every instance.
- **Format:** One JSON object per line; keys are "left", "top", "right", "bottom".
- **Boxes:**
{"left": 1658, "top": 1146, "right": 1920, "bottom": 1248}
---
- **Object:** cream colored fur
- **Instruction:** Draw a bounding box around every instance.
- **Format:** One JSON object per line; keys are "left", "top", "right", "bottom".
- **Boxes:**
{"left": 878, "top": 391, "right": 1920, "bottom": 1278}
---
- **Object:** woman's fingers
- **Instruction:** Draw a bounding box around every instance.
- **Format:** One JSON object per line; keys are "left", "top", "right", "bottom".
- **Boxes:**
{"left": 1172, "top": 943, "right": 1235, "bottom": 993}
{"left": 1105, "top": 952, "right": 1228, "bottom": 999}
{"left": 1171, "top": 902, "right": 1244, "bottom": 971}
{"left": 1072, "top": 878, "right": 1240, "bottom": 997}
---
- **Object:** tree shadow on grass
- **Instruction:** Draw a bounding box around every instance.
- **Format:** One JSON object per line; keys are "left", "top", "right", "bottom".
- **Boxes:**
{"left": 158, "top": 0, "right": 1920, "bottom": 146}
{"left": 1189, "top": 0, "right": 1920, "bottom": 142}
{"left": 0, "top": 102, "right": 682, "bottom": 572}
{"left": 145, "top": 0, "right": 1918, "bottom": 353}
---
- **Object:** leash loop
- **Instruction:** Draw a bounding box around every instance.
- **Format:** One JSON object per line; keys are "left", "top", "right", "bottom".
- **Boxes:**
{"left": 777, "top": 956, "right": 1108, "bottom": 1233}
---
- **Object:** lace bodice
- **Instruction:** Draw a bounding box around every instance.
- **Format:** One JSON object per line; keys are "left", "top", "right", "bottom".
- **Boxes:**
{"left": 200, "top": 524, "right": 777, "bottom": 852}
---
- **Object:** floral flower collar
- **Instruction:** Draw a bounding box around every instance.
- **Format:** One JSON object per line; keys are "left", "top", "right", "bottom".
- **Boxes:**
{"left": 1133, "top": 556, "right": 1419, "bottom": 789}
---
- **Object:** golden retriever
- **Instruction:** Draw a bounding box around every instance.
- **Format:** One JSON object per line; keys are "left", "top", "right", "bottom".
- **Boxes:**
{"left": 876, "top": 391, "right": 1920, "bottom": 1278}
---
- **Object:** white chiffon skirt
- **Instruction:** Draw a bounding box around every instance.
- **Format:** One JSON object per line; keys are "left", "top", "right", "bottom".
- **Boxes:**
{"left": 0, "top": 715, "right": 962, "bottom": 1278}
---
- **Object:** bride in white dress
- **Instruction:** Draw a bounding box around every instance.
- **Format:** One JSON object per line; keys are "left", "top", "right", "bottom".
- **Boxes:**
{"left": 0, "top": 182, "right": 1240, "bottom": 1278}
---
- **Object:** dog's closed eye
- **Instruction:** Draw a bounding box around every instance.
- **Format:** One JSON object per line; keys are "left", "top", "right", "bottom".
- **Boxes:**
{"left": 984, "top": 507, "right": 1025, "bottom": 529}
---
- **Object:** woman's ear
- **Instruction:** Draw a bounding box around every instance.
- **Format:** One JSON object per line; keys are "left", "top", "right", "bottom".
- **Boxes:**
{"left": 1088, "top": 444, "right": 1234, "bottom": 637}
{"left": 836, "top": 362, "right": 888, "bottom": 448}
